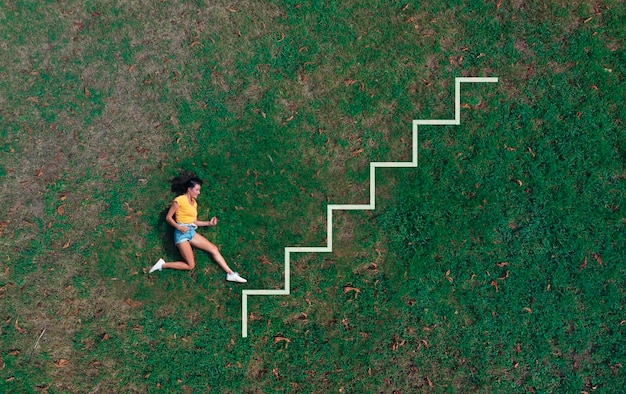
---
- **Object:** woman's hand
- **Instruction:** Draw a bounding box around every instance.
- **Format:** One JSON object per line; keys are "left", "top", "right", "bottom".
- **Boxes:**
{"left": 191, "top": 217, "right": 217, "bottom": 227}
{"left": 178, "top": 225, "right": 189, "bottom": 233}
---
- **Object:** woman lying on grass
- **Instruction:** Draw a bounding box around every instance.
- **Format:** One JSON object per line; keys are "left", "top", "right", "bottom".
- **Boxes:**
{"left": 149, "top": 172, "right": 247, "bottom": 283}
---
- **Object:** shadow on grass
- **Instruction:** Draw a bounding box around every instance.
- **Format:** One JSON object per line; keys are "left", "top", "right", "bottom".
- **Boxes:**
{"left": 156, "top": 207, "right": 180, "bottom": 261}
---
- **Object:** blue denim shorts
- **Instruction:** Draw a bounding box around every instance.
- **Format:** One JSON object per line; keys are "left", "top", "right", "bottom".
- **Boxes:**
{"left": 174, "top": 223, "right": 197, "bottom": 245}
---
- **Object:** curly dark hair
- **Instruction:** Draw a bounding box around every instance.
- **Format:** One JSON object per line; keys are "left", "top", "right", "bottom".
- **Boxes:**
{"left": 170, "top": 171, "right": 204, "bottom": 194}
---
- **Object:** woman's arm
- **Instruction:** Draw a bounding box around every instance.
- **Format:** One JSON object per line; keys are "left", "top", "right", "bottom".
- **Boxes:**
{"left": 194, "top": 216, "right": 218, "bottom": 227}
{"left": 166, "top": 201, "right": 188, "bottom": 232}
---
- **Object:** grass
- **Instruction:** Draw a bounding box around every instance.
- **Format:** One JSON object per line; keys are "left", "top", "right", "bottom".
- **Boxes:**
{"left": 1, "top": 0, "right": 624, "bottom": 392}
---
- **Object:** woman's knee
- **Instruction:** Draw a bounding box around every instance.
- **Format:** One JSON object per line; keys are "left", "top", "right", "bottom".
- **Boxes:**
{"left": 198, "top": 239, "right": 219, "bottom": 255}
{"left": 207, "top": 243, "right": 219, "bottom": 255}
{"left": 183, "top": 252, "right": 196, "bottom": 270}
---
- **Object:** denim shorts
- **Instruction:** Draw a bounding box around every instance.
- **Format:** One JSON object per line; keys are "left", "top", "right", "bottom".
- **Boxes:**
{"left": 174, "top": 223, "right": 197, "bottom": 245}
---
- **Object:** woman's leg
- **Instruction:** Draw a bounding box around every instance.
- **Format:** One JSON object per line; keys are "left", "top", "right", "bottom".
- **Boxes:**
{"left": 161, "top": 241, "right": 196, "bottom": 270}
{"left": 190, "top": 233, "right": 234, "bottom": 274}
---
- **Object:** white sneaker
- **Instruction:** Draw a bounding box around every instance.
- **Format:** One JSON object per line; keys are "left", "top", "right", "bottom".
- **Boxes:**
{"left": 149, "top": 258, "right": 165, "bottom": 273}
{"left": 226, "top": 272, "right": 247, "bottom": 283}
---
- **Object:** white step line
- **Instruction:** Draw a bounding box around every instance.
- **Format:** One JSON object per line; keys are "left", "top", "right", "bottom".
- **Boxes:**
{"left": 241, "top": 76, "right": 498, "bottom": 337}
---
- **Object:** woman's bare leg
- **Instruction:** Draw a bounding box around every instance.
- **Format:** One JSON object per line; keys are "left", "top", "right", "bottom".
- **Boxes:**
{"left": 162, "top": 241, "right": 196, "bottom": 270}
{"left": 190, "top": 234, "right": 234, "bottom": 274}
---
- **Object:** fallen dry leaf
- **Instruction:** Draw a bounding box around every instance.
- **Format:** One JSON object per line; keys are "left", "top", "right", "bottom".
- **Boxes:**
{"left": 343, "top": 286, "right": 361, "bottom": 295}
{"left": 351, "top": 148, "right": 364, "bottom": 157}
{"left": 54, "top": 359, "right": 70, "bottom": 368}
{"left": 14, "top": 319, "right": 26, "bottom": 334}
{"left": 274, "top": 336, "right": 291, "bottom": 345}
{"left": 391, "top": 335, "right": 406, "bottom": 351}
{"left": 593, "top": 253, "right": 603, "bottom": 266}
{"left": 125, "top": 298, "right": 144, "bottom": 308}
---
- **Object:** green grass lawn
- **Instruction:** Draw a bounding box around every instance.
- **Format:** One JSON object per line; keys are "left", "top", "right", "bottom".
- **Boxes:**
{"left": 1, "top": 0, "right": 624, "bottom": 392}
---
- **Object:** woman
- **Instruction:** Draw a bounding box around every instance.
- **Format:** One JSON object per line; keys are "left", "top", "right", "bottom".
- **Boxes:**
{"left": 149, "top": 172, "right": 247, "bottom": 283}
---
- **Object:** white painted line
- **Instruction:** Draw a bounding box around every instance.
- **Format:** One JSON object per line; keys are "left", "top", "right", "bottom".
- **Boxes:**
{"left": 329, "top": 204, "right": 373, "bottom": 211}
{"left": 241, "top": 77, "right": 498, "bottom": 337}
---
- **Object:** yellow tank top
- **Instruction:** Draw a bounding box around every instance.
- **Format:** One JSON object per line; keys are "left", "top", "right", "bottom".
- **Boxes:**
{"left": 173, "top": 195, "right": 197, "bottom": 224}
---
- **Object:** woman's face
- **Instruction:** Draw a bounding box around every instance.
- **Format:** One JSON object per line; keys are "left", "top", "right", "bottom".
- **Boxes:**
{"left": 188, "top": 184, "right": 201, "bottom": 199}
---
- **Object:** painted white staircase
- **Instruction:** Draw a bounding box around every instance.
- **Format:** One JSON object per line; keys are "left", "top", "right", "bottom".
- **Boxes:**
{"left": 241, "top": 77, "right": 498, "bottom": 337}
